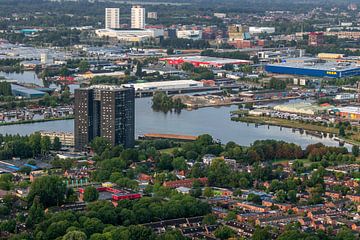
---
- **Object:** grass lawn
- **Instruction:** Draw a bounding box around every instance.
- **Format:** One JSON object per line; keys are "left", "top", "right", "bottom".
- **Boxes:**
{"left": 159, "top": 147, "right": 179, "bottom": 155}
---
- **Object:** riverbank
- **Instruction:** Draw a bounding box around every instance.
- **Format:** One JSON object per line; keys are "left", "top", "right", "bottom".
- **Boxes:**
{"left": 0, "top": 116, "right": 74, "bottom": 126}
{"left": 231, "top": 115, "right": 360, "bottom": 146}
{"left": 179, "top": 95, "right": 305, "bottom": 109}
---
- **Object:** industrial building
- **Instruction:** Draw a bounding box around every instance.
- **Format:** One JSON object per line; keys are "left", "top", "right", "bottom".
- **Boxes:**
{"left": 176, "top": 30, "right": 203, "bottom": 40}
{"left": 274, "top": 102, "right": 331, "bottom": 115}
{"left": 265, "top": 61, "right": 360, "bottom": 78}
{"left": 334, "top": 106, "right": 360, "bottom": 120}
{"left": 249, "top": 27, "right": 275, "bottom": 34}
{"left": 11, "top": 84, "right": 46, "bottom": 98}
{"left": 95, "top": 28, "right": 163, "bottom": 42}
{"left": 160, "top": 56, "right": 252, "bottom": 68}
{"left": 74, "top": 85, "right": 135, "bottom": 151}
{"left": 123, "top": 80, "right": 203, "bottom": 92}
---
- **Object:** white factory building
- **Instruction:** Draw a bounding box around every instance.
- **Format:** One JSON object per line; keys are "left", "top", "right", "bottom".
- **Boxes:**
{"left": 95, "top": 28, "right": 163, "bottom": 42}
{"left": 176, "top": 30, "right": 203, "bottom": 40}
{"left": 123, "top": 80, "right": 204, "bottom": 92}
{"left": 249, "top": 27, "right": 275, "bottom": 34}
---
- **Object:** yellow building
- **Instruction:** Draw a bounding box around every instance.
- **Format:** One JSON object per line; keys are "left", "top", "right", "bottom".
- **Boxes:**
{"left": 317, "top": 53, "right": 344, "bottom": 60}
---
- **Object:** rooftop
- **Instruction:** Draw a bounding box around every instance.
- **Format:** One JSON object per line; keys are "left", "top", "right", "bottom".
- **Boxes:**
{"left": 161, "top": 55, "right": 252, "bottom": 64}
{"left": 268, "top": 60, "right": 360, "bottom": 71}
{"left": 11, "top": 84, "right": 46, "bottom": 95}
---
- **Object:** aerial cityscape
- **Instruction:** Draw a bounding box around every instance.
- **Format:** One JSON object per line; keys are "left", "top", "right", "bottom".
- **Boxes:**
{"left": 1, "top": 0, "right": 360, "bottom": 239}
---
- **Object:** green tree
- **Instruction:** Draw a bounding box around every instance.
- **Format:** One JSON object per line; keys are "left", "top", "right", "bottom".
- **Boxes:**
{"left": 0, "top": 82, "right": 12, "bottom": 96}
{"left": 135, "top": 64, "right": 143, "bottom": 78}
{"left": 352, "top": 145, "right": 359, "bottom": 157}
{"left": 63, "top": 231, "right": 87, "bottom": 240}
{"left": 203, "top": 187, "right": 214, "bottom": 198}
{"left": 90, "top": 137, "right": 111, "bottom": 156}
{"left": 225, "top": 211, "right": 237, "bottom": 221}
{"left": 247, "top": 193, "right": 262, "bottom": 204}
{"left": 28, "top": 175, "right": 66, "bottom": 208}
{"left": 59, "top": 66, "right": 70, "bottom": 76}
{"left": 287, "top": 190, "right": 298, "bottom": 203}
{"left": 40, "top": 136, "right": 52, "bottom": 155}
{"left": 0, "top": 219, "right": 16, "bottom": 233}
{"left": 53, "top": 136, "right": 62, "bottom": 151}
{"left": 339, "top": 126, "right": 346, "bottom": 137}
{"left": 83, "top": 186, "right": 99, "bottom": 202}
{"left": 276, "top": 189, "right": 287, "bottom": 203}
{"left": 25, "top": 197, "right": 45, "bottom": 228}
{"left": 214, "top": 226, "right": 236, "bottom": 240}
{"left": 78, "top": 60, "right": 90, "bottom": 73}
{"left": 202, "top": 213, "right": 217, "bottom": 225}
{"left": 252, "top": 227, "right": 271, "bottom": 240}
{"left": 181, "top": 62, "right": 195, "bottom": 72}
{"left": 172, "top": 157, "right": 187, "bottom": 171}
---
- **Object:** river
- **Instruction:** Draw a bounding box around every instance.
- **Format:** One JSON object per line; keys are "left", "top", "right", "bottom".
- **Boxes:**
{"left": 0, "top": 97, "right": 350, "bottom": 148}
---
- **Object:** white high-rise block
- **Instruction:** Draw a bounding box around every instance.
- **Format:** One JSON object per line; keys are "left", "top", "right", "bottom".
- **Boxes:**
{"left": 105, "top": 8, "right": 120, "bottom": 29}
{"left": 131, "top": 5, "right": 145, "bottom": 29}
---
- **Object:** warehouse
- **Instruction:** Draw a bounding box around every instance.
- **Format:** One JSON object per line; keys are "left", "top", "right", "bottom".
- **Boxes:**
{"left": 123, "top": 80, "right": 204, "bottom": 91}
{"left": 11, "top": 84, "right": 46, "bottom": 98}
{"left": 160, "top": 56, "right": 252, "bottom": 68}
{"left": 334, "top": 106, "right": 360, "bottom": 120}
{"left": 273, "top": 102, "right": 331, "bottom": 115}
{"left": 265, "top": 61, "right": 360, "bottom": 78}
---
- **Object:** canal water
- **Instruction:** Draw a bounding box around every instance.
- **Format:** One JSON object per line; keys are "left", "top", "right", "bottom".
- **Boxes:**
{"left": 0, "top": 97, "right": 350, "bottom": 148}
{"left": 0, "top": 71, "right": 79, "bottom": 93}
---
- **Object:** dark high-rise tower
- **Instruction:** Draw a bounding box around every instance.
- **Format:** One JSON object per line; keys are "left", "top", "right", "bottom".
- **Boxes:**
{"left": 74, "top": 85, "right": 135, "bottom": 151}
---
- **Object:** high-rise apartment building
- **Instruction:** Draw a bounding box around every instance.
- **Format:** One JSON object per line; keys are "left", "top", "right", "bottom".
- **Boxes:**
{"left": 105, "top": 8, "right": 120, "bottom": 29}
{"left": 74, "top": 85, "right": 135, "bottom": 151}
{"left": 131, "top": 5, "right": 145, "bottom": 29}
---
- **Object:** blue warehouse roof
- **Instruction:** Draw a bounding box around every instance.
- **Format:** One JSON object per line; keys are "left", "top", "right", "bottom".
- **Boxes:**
{"left": 265, "top": 61, "right": 360, "bottom": 78}
{"left": 11, "top": 84, "right": 46, "bottom": 98}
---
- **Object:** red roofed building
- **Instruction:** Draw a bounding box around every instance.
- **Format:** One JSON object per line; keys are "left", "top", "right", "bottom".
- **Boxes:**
{"left": 163, "top": 177, "right": 208, "bottom": 188}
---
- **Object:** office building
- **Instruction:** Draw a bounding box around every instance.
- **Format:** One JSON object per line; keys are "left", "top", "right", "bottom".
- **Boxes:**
{"left": 131, "top": 5, "right": 145, "bottom": 29}
{"left": 105, "top": 8, "right": 120, "bottom": 29}
{"left": 74, "top": 85, "right": 135, "bottom": 151}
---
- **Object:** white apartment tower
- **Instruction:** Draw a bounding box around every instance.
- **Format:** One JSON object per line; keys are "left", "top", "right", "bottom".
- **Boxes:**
{"left": 131, "top": 5, "right": 145, "bottom": 29}
{"left": 105, "top": 8, "right": 120, "bottom": 29}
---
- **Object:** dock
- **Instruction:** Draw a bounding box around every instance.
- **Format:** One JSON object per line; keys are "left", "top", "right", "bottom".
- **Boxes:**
{"left": 139, "top": 133, "right": 198, "bottom": 141}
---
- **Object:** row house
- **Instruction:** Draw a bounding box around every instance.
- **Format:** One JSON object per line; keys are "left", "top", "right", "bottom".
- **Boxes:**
{"left": 262, "top": 199, "right": 292, "bottom": 211}
{"left": 255, "top": 215, "right": 299, "bottom": 227}
{"left": 292, "top": 204, "right": 326, "bottom": 214}
{"left": 163, "top": 177, "right": 208, "bottom": 188}
{"left": 325, "top": 190, "right": 342, "bottom": 200}
{"left": 234, "top": 202, "right": 269, "bottom": 212}
{"left": 236, "top": 211, "right": 283, "bottom": 223}
{"left": 345, "top": 194, "right": 360, "bottom": 203}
